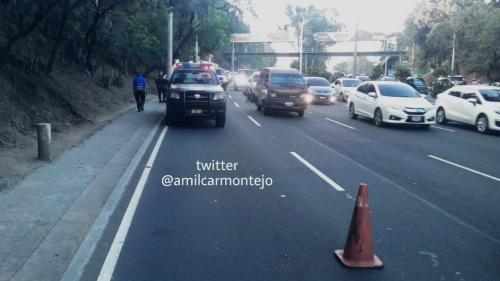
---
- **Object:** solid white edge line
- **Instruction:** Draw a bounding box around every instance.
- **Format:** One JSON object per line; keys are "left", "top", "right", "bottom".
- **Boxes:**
{"left": 234, "top": 102, "right": 240, "bottom": 108}
{"left": 431, "top": 125, "right": 455, "bottom": 133}
{"left": 60, "top": 116, "right": 163, "bottom": 281}
{"left": 290, "top": 152, "right": 345, "bottom": 192}
{"left": 247, "top": 115, "right": 262, "bottom": 127}
{"left": 428, "top": 155, "right": 500, "bottom": 182}
{"left": 325, "top": 118, "right": 355, "bottom": 130}
{"left": 97, "top": 126, "right": 168, "bottom": 281}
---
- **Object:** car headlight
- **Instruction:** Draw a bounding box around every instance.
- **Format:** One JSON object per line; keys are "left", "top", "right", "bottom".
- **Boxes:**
{"left": 389, "top": 105, "right": 404, "bottom": 111}
{"left": 270, "top": 93, "right": 277, "bottom": 98}
{"left": 212, "top": 92, "right": 226, "bottom": 101}
{"left": 169, "top": 91, "right": 181, "bottom": 99}
{"left": 329, "top": 96, "right": 336, "bottom": 103}
{"left": 301, "top": 94, "right": 313, "bottom": 104}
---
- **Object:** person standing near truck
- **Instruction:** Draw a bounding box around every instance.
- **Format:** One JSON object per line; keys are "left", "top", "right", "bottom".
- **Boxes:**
{"left": 155, "top": 71, "right": 167, "bottom": 102}
{"left": 133, "top": 73, "right": 147, "bottom": 111}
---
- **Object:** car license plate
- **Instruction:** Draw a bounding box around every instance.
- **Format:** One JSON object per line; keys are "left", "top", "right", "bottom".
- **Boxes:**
{"left": 410, "top": 116, "right": 423, "bottom": 122}
{"left": 191, "top": 109, "right": 203, "bottom": 114}
{"left": 320, "top": 97, "right": 326, "bottom": 100}
{"left": 284, "top": 102, "right": 294, "bottom": 107}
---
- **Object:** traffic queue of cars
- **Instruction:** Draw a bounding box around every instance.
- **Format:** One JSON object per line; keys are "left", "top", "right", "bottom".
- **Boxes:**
{"left": 161, "top": 62, "right": 500, "bottom": 133}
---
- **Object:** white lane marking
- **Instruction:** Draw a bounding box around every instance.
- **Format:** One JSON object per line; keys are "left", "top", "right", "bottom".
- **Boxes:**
{"left": 432, "top": 126, "right": 455, "bottom": 133}
{"left": 290, "top": 152, "right": 345, "bottom": 192}
{"left": 234, "top": 102, "right": 240, "bottom": 108}
{"left": 247, "top": 115, "right": 262, "bottom": 127}
{"left": 97, "top": 126, "right": 168, "bottom": 281}
{"left": 228, "top": 94, "right": 232, "bottom": 99}
{"left": 428, "top": 155, "right": 500, "bottom": 183}
{"left": 325, "top": 118, "right": 356, "bottom": 130}
{"left": 296, "top": 130, "right": 500, "bottom": 245}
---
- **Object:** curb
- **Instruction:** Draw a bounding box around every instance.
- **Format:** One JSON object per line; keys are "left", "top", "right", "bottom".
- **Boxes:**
{"left": 60, "top": 116, "right": 164, "bottom": 281}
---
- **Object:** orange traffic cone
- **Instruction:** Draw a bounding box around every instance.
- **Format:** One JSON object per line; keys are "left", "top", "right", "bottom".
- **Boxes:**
{"left": 334, "top": 183, "right": 383, "bottom": 268}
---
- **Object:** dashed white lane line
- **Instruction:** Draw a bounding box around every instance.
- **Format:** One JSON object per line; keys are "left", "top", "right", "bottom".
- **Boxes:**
{"left": 247, "top": 115, "right": 262, "bottom": 127}
{"left": 234, "top": 102, "right": 240, "bottom": 108}
{"left": 325, "top": 118, "right": 356, "bottom": 130}
{"left": 97, "top": 126, "right": 168, "bottom": 281}
{"left": 228, "top": 94, "right": 232, "bottom": 99}
{"left": 290, "top": 152, "right": 345, "bottom": 192}
{"left": 428, "top": 155, "right": 500, "bottom": 182}
{"left": 431, "top": 126, "right": 455, "bottom": 133}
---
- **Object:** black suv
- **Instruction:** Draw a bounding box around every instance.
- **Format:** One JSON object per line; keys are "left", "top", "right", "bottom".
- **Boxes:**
{"left": 166, "top": 66, "right": 226, "bottom": 127}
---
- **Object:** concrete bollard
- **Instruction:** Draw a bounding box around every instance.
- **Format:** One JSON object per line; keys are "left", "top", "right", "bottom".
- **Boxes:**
{"left": 0, "top": 177, "right": 8, "bottom": 191}
{"left": 37, "top": 123, "right": 51, "bottom": 161}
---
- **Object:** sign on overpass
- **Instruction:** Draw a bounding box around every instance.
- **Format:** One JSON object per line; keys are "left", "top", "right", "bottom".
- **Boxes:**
{"left": 231, "top": 32, "right": 295, "bottom": 43}
{"left": 313, "top": 32, "right": 351, "bottom": 42}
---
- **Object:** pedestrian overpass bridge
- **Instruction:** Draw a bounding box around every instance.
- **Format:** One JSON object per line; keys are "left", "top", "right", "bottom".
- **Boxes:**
{"left": 222, "top": 51, "right": 404, "bottom": 58}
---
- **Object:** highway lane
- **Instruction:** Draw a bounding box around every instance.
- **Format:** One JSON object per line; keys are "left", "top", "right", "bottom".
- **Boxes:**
{"left": 233, "top": 92, "right": 500, "bottom": 239}
{"left": 86, "top": 90, "right": 500, "bottom": 281}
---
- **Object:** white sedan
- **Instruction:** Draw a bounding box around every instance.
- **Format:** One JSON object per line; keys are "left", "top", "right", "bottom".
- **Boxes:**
{"left": 333, "top": 78, "right": 362, "bottom": 102}
{"left": 348, "top": 81, "right": 435, "bottom": 128}
{"left": 435, "top": 85, "right": 500, "bottom": 133}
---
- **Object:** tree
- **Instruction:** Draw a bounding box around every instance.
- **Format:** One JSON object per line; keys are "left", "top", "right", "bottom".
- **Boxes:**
{"left": 370, "top": 64, "right": 384, "bottom": 80}
{"left": 394, "top": 65, "right": 412, "bottom": 81}
{"left": 285, "top": 5, "right": 341, "bottom": 73}
{"left": 0, "top": 0, "right": 65, "bottom": 64}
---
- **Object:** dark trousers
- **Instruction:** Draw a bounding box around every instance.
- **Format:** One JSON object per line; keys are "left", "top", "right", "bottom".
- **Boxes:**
{"left": 134, "top": 90, "right": 146, "bottom": 111}
{"left": 157, "top": 87, "right": 166, "bottom": 101}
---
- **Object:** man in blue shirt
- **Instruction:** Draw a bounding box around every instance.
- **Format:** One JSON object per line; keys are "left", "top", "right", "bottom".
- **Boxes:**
{"left": 132, "top": 73, "right": 148, "bottom": 111}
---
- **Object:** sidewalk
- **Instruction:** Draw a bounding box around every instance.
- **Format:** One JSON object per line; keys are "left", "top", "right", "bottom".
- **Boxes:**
{"left": 0, "top": 101, "right": 164, "bottom": 281}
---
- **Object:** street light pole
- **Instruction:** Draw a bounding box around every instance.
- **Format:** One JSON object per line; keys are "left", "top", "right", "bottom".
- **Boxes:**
{"left": 299, "top": 17, "right": 305, "bottom": 74}
{"left": 352, "top": 9, "right": 359, "bottom": 76}
{"left": 451, "top": 33, "right": 456, "bottom": 75}
{"left": 231, "top": 41, "right": 235, "bottom": 72}
{"left": 167, "top": 7, "right": 173, "bottom": 76}
{"left": 195, "top": 35, "right": 199, "bottom": 63}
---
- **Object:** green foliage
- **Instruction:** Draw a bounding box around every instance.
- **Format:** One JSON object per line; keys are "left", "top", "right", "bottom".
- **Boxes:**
{"left": 433, "top": 65, "right": 450, "bottom": 77}
{"left": 394, "top": 65, "right": 412, "bottom": 81}
{"left": 285, "top": 4, "right": 341, "bottom": 73}
{"left": 0, "top": 0, "right": 251, "bottom": 75}
{"left": 370, "top": 64, "right": 384, "bottom": 80}
{"left": 401, "top": 0, "right": 500, "bottom": 80}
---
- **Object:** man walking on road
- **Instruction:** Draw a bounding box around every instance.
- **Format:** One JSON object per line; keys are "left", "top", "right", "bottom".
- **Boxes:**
{"left": 133, "top": 73, "right": 147, "bottom": 112}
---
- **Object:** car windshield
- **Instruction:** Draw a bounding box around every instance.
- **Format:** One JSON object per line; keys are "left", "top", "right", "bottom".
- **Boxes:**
{"left": 171, "top": 69, "right": 219, "bottom": 85}
{"left": 215, "top": 69, "right": 225, "bottom": 75}
{"left": 378, "top": 84, "right": 420, "bottom": 97}
{"left": 251, "top": 74, "right": 260, "bottom": 82}
{"left": 479, "top": 89, "right": 500, "bottom": 102}
{"left": 306, "top": 78, "right": 330, "bottom": 87}
{"left": 270, "top": 74, "right": 305, "bottom": 87}
{"left": 412, "top": 79, "right": 427, "bottom": 89}
{"left": 343, "top": 79, "right": 362, "bottom": 87}
{"left": 450, "top": 76, "right": 464, "bottom": 81}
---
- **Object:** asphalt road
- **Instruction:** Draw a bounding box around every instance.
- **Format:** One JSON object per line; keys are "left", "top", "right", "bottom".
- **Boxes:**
{"left": 83, "top": 89, "right": 500, "bottom": 281}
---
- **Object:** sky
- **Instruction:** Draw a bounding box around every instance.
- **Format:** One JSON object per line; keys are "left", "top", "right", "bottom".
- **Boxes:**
{"left": 244, "top": 0, "right": 421, "bottom": 35}
{"left": 241, "top": 0, "right": 421, "bottom": 69}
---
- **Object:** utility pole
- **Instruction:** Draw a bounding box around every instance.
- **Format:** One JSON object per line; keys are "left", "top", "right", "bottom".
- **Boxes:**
{"left": 384, "top": 34, "right": 388, "bottom": 76}
{"left": 195, "top": 35, "right": 199, "bottom": 63}
{"left": 411, "top": 43, "right": 415, "bottom": 72}
{"left": 352, "top": 9, "right": 359, "bottom": 76}
{"left": 299, "top": 16, "right": 305, "bottom": 74}
{"left": 167, "top": 7, "right": 173, "bottom": 76}
{"left": 231, "top": 41, "right": 235, "bottom": 72}
{"left": 451, "top": 33, "right": 456, "bottom": 75}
